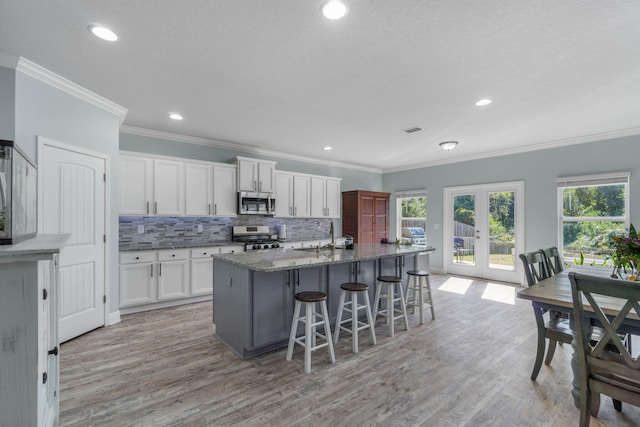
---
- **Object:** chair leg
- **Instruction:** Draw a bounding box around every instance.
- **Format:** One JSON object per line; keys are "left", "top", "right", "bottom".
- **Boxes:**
{"left": 333, "top": 289, "right": 346, "bottom": 344}
{"left": 320, "top": 300, "right": 336, "bottom": 364}
{"left": 351, "top": 291, "right": 359, "bottom": 353}
{"left": 286, "top": 300, "right": 302, "bottom": 361}
{"left": 304, "top": 302, "right": 312, "bottom": 374}
{"left": 531, "top": 305, "right": 546, "bottom": 380}
{"left": 589, "top": 390, "right": 600, "bottom": 417}
{"left": 363, "top": 290, "right": 377, "bottom": 346}
{"left": 544, "top": 340, "right": 558, "bottom": 365}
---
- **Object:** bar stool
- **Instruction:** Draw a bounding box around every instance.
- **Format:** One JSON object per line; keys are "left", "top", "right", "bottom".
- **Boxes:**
{"left": 373, "top": 276, "right": 410, "bottom": 337}
{"left": 286, "top": 291, "right": 336, "bottom": 373}
{"left": 334, "top": 282, "right": 377, "bottom": 353}
{"left": 405, "top": 270, "right": 435, "bottom": 324}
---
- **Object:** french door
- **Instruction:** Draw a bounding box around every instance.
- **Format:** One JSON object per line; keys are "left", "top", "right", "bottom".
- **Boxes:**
{"left": 444, "top": 181, "right": 524, "bottom": 283}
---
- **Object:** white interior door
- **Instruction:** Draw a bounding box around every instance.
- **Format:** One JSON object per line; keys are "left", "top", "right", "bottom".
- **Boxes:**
{"left": 444, "top": 181, "right": 524, "bottom": 283}
{"left": 39, "top": 138, "right": 106, "bottom": 342}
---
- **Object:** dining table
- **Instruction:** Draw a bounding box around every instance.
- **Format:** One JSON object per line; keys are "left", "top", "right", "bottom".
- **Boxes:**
{"left": 517, "top": 264, "right": 640, "bottom": 407}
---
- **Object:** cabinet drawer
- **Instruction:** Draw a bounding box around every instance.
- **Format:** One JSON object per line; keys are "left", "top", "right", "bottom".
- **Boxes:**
{"left": 220, "top": 245, "right": 244, "bottom": 254}
{"left": 120, "top": 251, "right": 155, "bottom": 264}
{"left": 191, "top": 247, "right": 220, "bottom": 259}
{"left": 158, "top": 249, "right": 189, "bottom": 261}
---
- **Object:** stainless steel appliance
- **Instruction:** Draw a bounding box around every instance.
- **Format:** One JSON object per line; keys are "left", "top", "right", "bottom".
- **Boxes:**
{"left": 232, "top": 225, "right": 281, "bottom": 251}
{"left": 402, "top": 227, "right": 426, "bottom": 245}
{"left": 238, "top": 192, "right": 275, "bottom": 215}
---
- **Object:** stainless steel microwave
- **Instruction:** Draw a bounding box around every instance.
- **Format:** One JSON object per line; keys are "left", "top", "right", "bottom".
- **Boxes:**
{"left": 238, "top": 192, "right": 275, "bottom": 215}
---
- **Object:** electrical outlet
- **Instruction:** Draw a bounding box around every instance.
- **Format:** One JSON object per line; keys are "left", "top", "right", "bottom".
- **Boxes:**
{"left": 197, "top": 224, "right": 203, "bottom": 233}
{"left": 137, "top": 225, "right": 144, "bottom": 234}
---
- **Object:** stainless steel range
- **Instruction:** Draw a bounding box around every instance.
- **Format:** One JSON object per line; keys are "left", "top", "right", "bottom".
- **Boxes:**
{"left": 232, "top": 225, "right": 281, "bottom": 251}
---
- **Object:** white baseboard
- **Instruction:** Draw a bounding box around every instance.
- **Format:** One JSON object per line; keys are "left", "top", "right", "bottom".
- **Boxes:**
{"left": 108, "top": 310, "right": 121, "bottom": 326}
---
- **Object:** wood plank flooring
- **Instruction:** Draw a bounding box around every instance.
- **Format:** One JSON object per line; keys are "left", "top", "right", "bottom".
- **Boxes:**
{"left": 59, "top": 274, "right": 640, "bottom": 426}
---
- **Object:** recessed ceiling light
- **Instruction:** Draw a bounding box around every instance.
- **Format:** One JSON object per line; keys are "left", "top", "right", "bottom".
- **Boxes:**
{"left": 475, "top": 98, "right": 492, "bottom": 106}
{"left": 321, "top": 1, "right": 348, "bottom": 20}
{"left": 323, "top": 146, "right": 332, "bottom": 151}
{"left": 439, "top": 141, "right": 459, "bottom": 151}
{"left": 88, "top": 25, "right": 118, "bottom": 41}
{"left": 168, "top": 113, "right": 183, "bottom": 121}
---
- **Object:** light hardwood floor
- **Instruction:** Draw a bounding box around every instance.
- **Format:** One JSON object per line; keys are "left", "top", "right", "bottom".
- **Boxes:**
{"left": 60, "top": 274, "right": 640, "bottom": 426}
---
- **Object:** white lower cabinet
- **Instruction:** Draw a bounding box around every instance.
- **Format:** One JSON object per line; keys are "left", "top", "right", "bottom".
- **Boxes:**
{"left": 120, "top": 245, "right": 244, "bottom": 311}
{"left": 157, "top": 250, "right": 189, "bottom": 300}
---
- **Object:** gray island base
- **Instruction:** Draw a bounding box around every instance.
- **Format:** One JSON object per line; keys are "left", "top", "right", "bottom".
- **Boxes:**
{"left": 212, "top": 243, "right": 434, "bottom": 359}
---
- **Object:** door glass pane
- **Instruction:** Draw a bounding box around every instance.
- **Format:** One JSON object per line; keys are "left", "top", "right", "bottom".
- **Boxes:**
{"left": 489, "top": 191, "right": 515, "bottom": 271}
{"left": 453, "top": 194, "right": 475, "bottom": 265}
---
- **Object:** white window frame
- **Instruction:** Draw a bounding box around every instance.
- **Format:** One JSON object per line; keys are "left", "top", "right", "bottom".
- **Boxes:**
{"left": 395, "top": 189, "right": 427, "bottom": 244}
{"left": 557, "top": 172, "right": 630, "bottom": 261}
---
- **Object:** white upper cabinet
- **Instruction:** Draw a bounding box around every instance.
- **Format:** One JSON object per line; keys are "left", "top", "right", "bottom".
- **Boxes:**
{"left": 153, "top": 159, "right": 185, "bottom": 216}
{"left": 275, "top": 172, "right": 294, "bottom": 217}
{"left": 293, "top": 174, "right": 311, "bottom": 218}
{"left": 324, "top": 178, "right": 341, "bottom": 218}
{"left": 235, "top": 156, "right": 276, "bottom": 193}
{"left": 120, "top": 153, "right": 238, "bottom": 217}
{"left": 120, "top": 155, "right": 184, "bottom": 215}
{"left": 213, "top": 164, "right": 237, "bottom": 216}
{"left": 185, "top": 162, "right": 213, "bottom": 216}
{"left": 120, "top": 156, "right": 153, "bottom": 215}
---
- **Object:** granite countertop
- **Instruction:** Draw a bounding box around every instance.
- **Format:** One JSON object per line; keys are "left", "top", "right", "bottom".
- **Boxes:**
{"left": 118, "top": 236, "right": 333, "bottom": 252}
{"left": 119, "top": 241, "right": 244, "bottom": 252}
{"left": 212, "top": 243, "right": 435, "bottom": 272}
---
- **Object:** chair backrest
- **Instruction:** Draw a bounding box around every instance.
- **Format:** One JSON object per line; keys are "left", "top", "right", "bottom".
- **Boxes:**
{"left": 569, "top": 272, "right": 640, "bottom": 408}
{"left": 542, "top": 246, "right": 564, "bottom": 275}
{"left": 519, "top": 251, "right": 551, "bottom": 286}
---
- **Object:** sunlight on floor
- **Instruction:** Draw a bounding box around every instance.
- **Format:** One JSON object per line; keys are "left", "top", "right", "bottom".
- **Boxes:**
{"left": 481, "top": 282, "right": 516, "bottom": 305}
{"left": 438, "top": 277, "right": 473, "bottom": 294}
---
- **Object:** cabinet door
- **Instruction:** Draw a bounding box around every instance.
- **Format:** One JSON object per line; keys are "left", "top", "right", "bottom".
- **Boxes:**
{"left": 275, "top": 172, "right": 293, "bottom": 217}
{"left": 191, "top": 257, "right": 214, "bottom": 296}
{"left": 185, "top": 163, "right": 213, "bottom": 216}
{"left": 360, "top": 195, "right": 375, "bottom": 243}
{"left": 374, "top": 196, "right": 389, "bottom": 243}
{"left": 120, "top": 262, "right": 155, "bottom": 306}
{"left": 237, "top": 158, "right": 257, "bottom": 191}
{"left": 257, "top": 162, "right": 274, "bottom": 192}
{"left": 154, "top": 159, "right": 185, "bottom": 215}
{"left": 120, "top": 156, "right": 153, "bottom": 215}
{"left": 310, "top": 177, "right": 325, "bottom": 218}
{"left": 251, "top": 270, "right": 292, "bottom": 348}
{"left": 325, "top": 178, "right": 341, "bottom": 218}
{"left": 157, "top": 260, "right": 189, "bottom": 300}
{"left": 293, "top": 175, "right": 311, "bottom": 217}
{"left": 213, "top": 165, "right": 237, "bottom": 216}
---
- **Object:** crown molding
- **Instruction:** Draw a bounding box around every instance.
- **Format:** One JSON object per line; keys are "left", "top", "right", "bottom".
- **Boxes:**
{"left": 382, "top": 127, "right": 640, "bottom": 173}
{"left": 14, "top": 56, "right": 128, "bottom": 124}
{"left": 120, "top": 125, "right": 383, "bottom": 174}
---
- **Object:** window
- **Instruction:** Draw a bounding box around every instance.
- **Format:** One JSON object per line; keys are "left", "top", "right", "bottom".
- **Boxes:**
{"left": 557, "top": 172, "right": 630, "bottom": 263}
{"left": 395, "top": 190, "right": 427, "bottom": 244}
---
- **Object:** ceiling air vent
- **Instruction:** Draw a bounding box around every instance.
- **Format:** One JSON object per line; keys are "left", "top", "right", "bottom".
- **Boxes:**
{"left": 403, "top": 127, "right": 422, "bottom": 134}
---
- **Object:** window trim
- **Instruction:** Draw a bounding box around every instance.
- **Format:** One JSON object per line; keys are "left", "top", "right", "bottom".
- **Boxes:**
{"left": 556, "top": 171, "right": 630, "bottom": 259}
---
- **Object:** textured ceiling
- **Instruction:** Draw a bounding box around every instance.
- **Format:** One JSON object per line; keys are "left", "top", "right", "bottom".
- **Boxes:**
{"left": 1, "top": 0, "right": 639, "bottom": 171}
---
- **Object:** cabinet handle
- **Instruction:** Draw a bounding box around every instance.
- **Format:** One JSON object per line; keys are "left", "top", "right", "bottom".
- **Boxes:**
{"left": 135, "top": 256, "right": 140, "bottom": 260}
{"left": 294, "top": 207, "right": 297, "bottom": 216}
{"left": 214, "top": 204, "right": 217, "bottom": 215}
{"left": 43, "top": 289, "right": 48, "bottom": 300}
{"left": 295, "top": 270, "right": 300, "bottom": 287}
{"left": 159, "top": 263, "right": 162, "bottom": 276}
{"left": 146, "top": 201, "right": 150, "bottom": 214}
{"left": 150, "top": 264, "right": 153, "bottom": 277}
{"left": 208, "top": 204, "right": 211, "bottom": 215}
{"left": 254, "top": 180, "right": 257, "bottom": 190}
{"left": 155, "top": 202, "right": 158, "bottom": 214}
{"left": 43, "top": 372, "right": 48, "bottom": 384}
{"left": 48, "top": 346, "right": 59, "bottom": 356}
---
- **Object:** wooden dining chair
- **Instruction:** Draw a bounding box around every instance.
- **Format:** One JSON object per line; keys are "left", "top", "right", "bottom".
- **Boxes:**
{"left": 542, "top": 246, "right": 564, "bottom": 275}
{"left": 519, "top": 251, "right": 573, "bottom": 380}
{"left": 569, "top": 272, "right": 640, "bottom": 426}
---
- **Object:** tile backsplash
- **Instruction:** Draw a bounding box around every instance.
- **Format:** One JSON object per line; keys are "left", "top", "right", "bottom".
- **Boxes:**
{"left": 119, "top": 216, "right": 332, "bottom": 250}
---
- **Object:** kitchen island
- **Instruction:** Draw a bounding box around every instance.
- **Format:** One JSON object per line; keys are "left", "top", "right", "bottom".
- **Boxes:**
{"left": 212, "top": 243, "right": 435, "bottom": 358}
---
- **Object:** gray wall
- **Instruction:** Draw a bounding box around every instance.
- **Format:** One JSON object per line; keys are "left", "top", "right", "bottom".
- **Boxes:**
{"left": 382, "top": 135, "right": 640, "bottom": 271}
{"left": 14, "top": 70, "right": 121, "bottom": 316}
{"left": 0, "top": 66, "right": 15, "bottom": 141}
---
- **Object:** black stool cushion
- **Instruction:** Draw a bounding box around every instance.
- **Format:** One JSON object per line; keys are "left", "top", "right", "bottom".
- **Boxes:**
{"left": 340, "top": 282, "right": 368, "bottom": 292}
{"left": 377, "top": 275, "right": 402, "bottom": 283}
{"left": 295, "top": 291, "right": 327, "bottom": 302}
{"left": 407, "top": 270, "right": 430, "bottom": 276}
